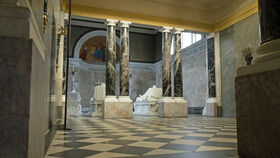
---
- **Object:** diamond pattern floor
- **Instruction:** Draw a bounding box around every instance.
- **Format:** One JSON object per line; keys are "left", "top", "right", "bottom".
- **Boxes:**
{"left": 46, "top": 115, "right": 238, "bottom": 158}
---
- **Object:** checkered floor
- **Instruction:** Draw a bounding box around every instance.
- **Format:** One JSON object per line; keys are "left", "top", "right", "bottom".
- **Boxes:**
{"left": 46, "top": 115, "right": 238, "bottom": 158}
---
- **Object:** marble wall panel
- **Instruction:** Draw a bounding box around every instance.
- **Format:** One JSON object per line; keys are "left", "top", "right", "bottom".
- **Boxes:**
{"left": 220, "top": 26, "right": 237, "bottom": 117}
{"left": 28, "top": 42, "right": 47, "bottom": 158}
{"left": 234, "top": 14, "right": 260, "bottom": 69}
{"left": 43, "top": 0, "right": 65, "bottom": 153}
{"left": 0, "top": 36, "right": 32, "bottom": 158}
{"left": 182, "top": 40, "right": 207, "bottom": 110}
{"left": 220, "top": 14, "right": 260, "bottom": 117}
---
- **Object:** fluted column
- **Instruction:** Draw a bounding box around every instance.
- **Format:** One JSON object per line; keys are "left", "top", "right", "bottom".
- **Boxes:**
{"left": 105, "top": 19, "right": 118, "bottom": 96}
{"left": 173, "top": 28, "right": 184, "bottom": 97}
{"left": 119, "top": 21, "right": 131, "bottom": 96}
{"left": 161, "top": 27, "right": 173, "bottom": 97}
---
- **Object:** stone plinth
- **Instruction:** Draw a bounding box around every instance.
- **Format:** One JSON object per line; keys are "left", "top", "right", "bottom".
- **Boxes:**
{"left": 202, "top": 98, "right": 217, "bottom": 117}
{"left": 103, "top": 96, "right": 133, "bottom": 119}
{"left": 158, "top": 97, "right": 188, "bottom": 118}
{"left": 236, "top": 68, "right": 280, "bottom": 158}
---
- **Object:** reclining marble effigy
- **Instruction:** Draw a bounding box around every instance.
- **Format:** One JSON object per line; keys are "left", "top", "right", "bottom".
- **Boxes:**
{"left": 134, "top": 85, "right": 162, "bottom": 114}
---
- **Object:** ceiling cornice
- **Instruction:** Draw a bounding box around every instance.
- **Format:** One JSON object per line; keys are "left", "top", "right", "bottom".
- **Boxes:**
{"left": 66, "top": 3, "right": 214, "bottom": 32}
{"left": 214, "top": 1, "right": 258, "bottom": 32}
{"left": 62, "top": 0, "right": 258, "bottom": 33}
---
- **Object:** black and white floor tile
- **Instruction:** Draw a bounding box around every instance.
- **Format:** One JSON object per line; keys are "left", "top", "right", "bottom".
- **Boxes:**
{"left": 46, "top": 115, "right": 238, "bottom": 158}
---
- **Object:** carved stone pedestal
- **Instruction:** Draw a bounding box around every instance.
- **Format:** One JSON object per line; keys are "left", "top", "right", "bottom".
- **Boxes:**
{"left": 202, "top": 98, "right": 217, "bottom": 117}
{"left": 236, "top": 68, "right": 280, "bottom": 158}
{"left": 103, "top": 96, "right": 133, "bottom": 119}
{"left": 158, "top": 97, "right": 188, "bottom": 118}
{"left": 236, "top": 39, "right": 280, "bottom": 158}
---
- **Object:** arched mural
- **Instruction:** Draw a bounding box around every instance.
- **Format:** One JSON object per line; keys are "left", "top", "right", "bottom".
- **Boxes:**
{"left": 74, "top": 30, "right": 120, "bottom": 62}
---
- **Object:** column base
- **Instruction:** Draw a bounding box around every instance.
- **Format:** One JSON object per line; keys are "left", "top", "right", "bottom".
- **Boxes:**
{"left": 253, "top": 38, "right": 280, "bottom": 64}
{"left": 103, "top": 96, "right": 133, "bottom": 119}
{"left": 202, "top": 98, "right": 217, "bottom": 117}
{"left": 158, "top": 97, "right": 188, "bottom": 118}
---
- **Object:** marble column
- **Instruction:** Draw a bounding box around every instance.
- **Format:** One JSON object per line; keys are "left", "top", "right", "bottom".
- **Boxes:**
{"left": 158, "top": 27, "right": 188, "bottom": 118}
{"left": 105, "top": 19, "right": 118, "bottom": 96}
{"left": 103, "top": 20, "right": 132, "bottom": 119}
{"left": 173, "top": 28, "right": 184, "bottom": 97}
{"left": 161, "top": 27, "right": 172, "bottom": 97}
{"left": 119, "top": 21, "right": 131, "bottom": 96}
{"left": 235, "top": 0, "right": 280, "bottom": 157}
{"left": 203, "top": 35, "right": 218, "bottom": 117}
{"left": 207, "top": 37, "right": 216, "bottom": 98}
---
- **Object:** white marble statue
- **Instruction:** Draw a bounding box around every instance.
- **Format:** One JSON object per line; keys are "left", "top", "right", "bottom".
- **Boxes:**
{"left": 94, "top": 83, "right": 106, "bottom": 104}
{"left": 68, "top": 91, "right": 81, "bottom": 115}
{"left": 90, "top": 83, "right": 106, "bottom": 116}
{"left": 134, "top": 85, "right": 162, "bottom": 114}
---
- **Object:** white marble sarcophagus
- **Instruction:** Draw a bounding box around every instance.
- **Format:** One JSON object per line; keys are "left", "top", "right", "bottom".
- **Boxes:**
{"left": 134, "top": 85, "right": 162, "bottom": 114}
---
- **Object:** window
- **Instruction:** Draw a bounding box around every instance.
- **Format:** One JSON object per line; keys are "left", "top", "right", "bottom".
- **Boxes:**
{"left": 171, "top": 32, "right": 203, "bottom": 55}
{"left": 181, "top": 32, "right": 202, "bottom": 49}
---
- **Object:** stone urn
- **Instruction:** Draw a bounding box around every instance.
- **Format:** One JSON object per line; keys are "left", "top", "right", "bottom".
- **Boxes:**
{"left": 245, "top": 53, "right": 253, "bottom": 65}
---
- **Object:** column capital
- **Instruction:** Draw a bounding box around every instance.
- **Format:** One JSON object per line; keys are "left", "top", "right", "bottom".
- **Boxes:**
{"left": 119, "top": 21, "right": 131, "bottom": 28}
{"left": 160, "top": 26, "right": 173, "bottom": 33}
{"left": 206, "top": 33, "right": 215, "bottom": 39}
{"left": 173, "top": 28, "right": 184, "bottom": 34}
{"left": 105, "top": 19, "right": 118, "bottom": 26}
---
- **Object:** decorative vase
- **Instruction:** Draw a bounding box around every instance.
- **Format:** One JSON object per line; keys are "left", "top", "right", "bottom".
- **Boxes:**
{"left": 245, "top": 53, "right": 253, "bottom": 65}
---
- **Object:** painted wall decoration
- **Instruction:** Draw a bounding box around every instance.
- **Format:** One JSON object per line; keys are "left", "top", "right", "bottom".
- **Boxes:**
{"left": 79, "top": 36, "right": 120, "bottom": 62}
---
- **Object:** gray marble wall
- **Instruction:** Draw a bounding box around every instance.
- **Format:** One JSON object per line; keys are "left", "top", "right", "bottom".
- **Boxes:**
{"left": 69, "top": 59, "right": 157, "bottom": 105}
{"left": 43, "top": 0, "right": 65, "bottom": 153}
{"left": 220, "top": 14, "right": 260, "bottom": 117}
{"left": 182, "top": 40, "right": 207, "bottom": 113}
{"left": 0, "top": 36, "right": 33, "bottom": 158}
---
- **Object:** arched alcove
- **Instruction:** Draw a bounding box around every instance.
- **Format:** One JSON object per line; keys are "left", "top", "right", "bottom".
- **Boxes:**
{"left": 73, "top": 30, "right": 121, "bottom": 62}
